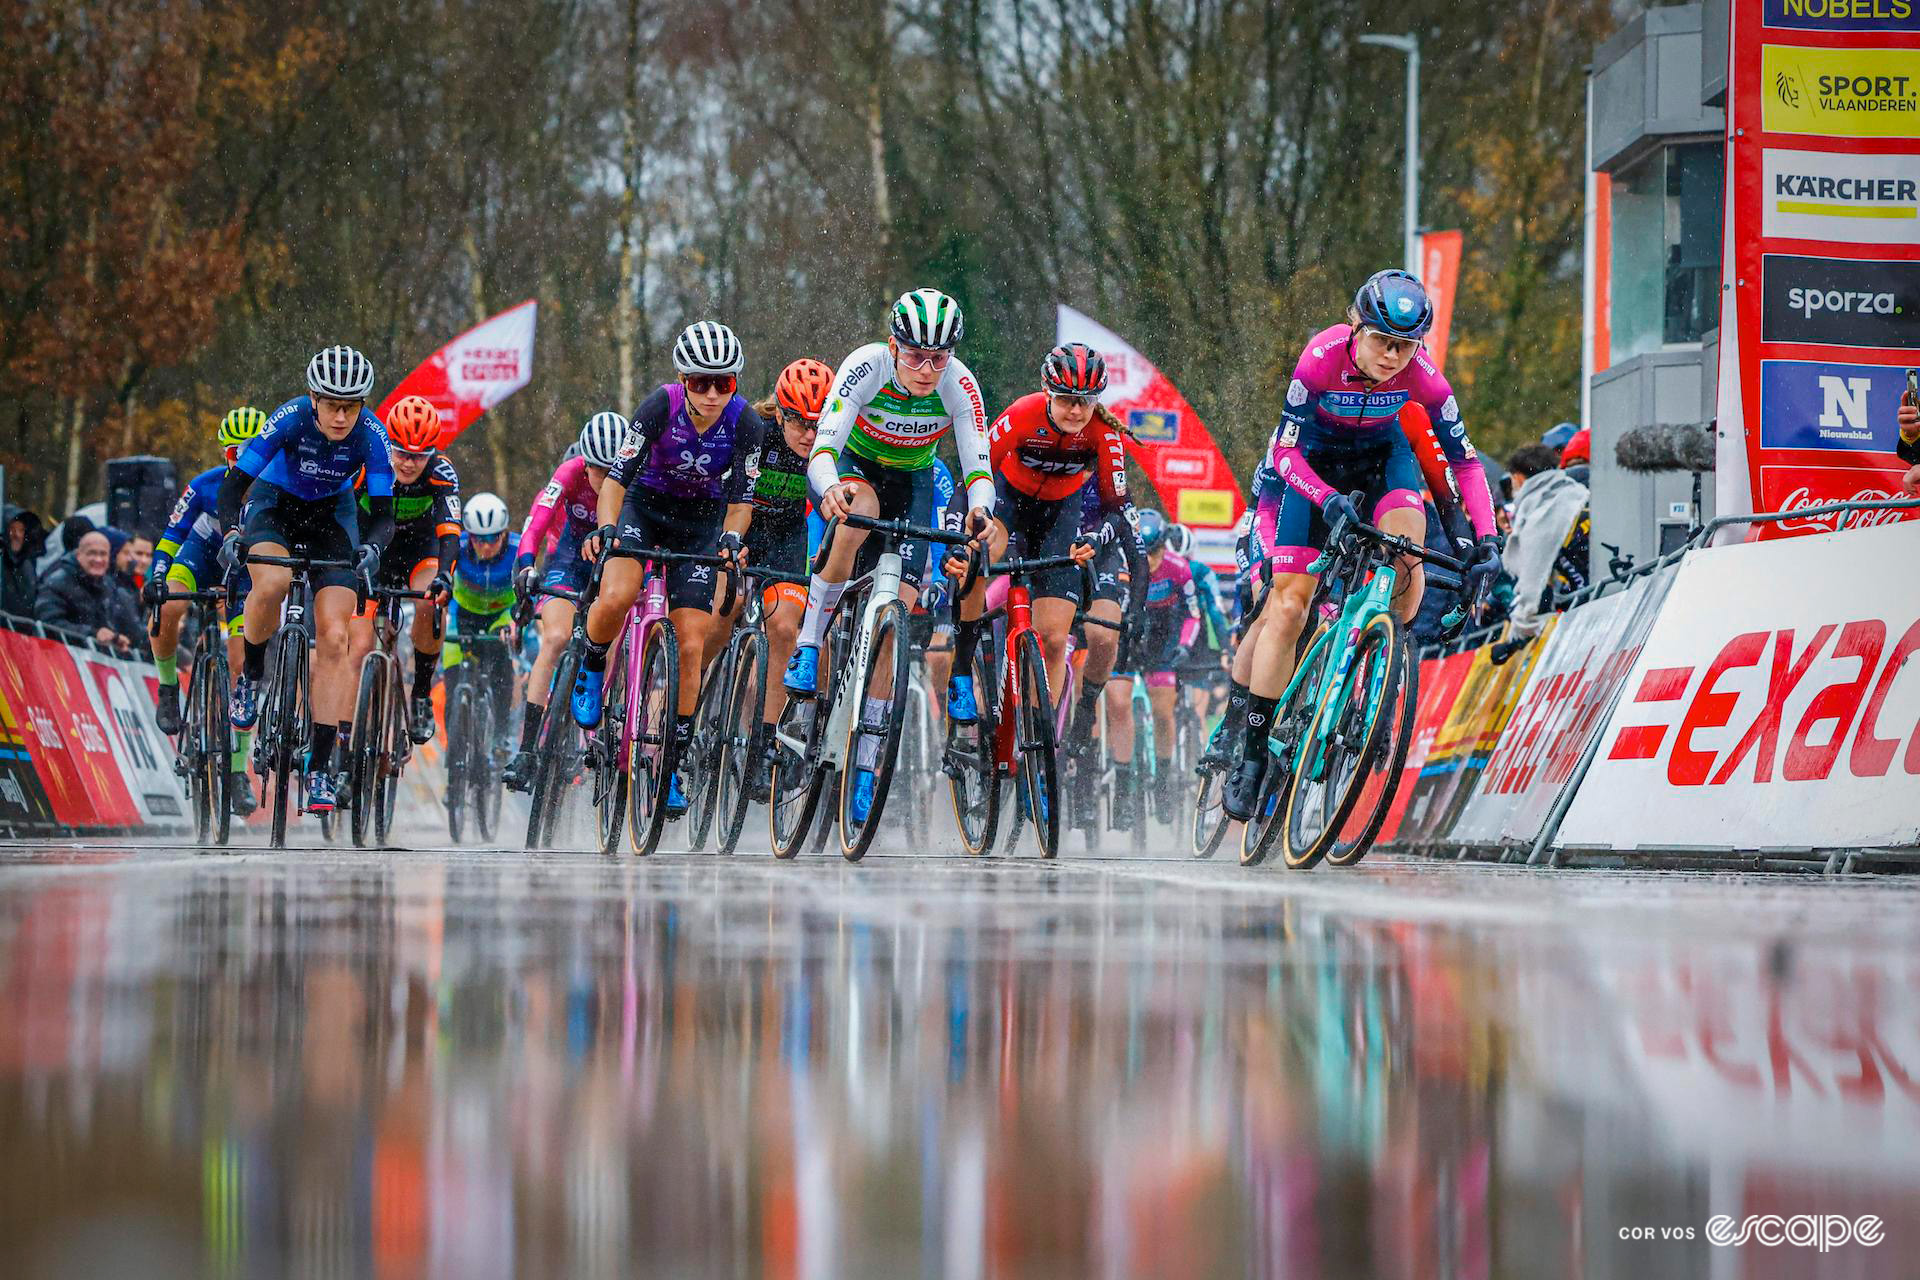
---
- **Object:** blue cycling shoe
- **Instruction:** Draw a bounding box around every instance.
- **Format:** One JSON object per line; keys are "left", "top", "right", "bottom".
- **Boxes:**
{"left": 229, "top": 674, "right": 258, "bottom": 730}
{"left": 946, "top": 675, "right": 978, "bottom": 724}
{"left": 664, "top": 771, "right": 688, "bottom": 817}
{"left": 571, "top": 665, "right": 604, "bottom": 729}
{"left": 784, "top": 644, "right": 819, "bottom": 696}
{"left": 849, "top": 769, "right": 876, "bottom": 825}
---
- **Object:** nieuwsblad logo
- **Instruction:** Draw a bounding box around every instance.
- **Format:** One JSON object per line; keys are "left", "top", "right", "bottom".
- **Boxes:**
{"left": 1758, "top": 359, "right": 1907, "bottom": 451}
{"left": 1763, "top": 149, "right": 1920, "bottom": 245}
{"left": 1761, "top": 254, "right": 1920, "bottom": 347}
{"left": 1763, "top": 46, "right": 1920, "bottom": 138}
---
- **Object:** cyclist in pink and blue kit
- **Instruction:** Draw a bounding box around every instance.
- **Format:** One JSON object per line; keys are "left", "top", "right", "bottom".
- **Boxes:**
{"left": 1224, "top": 269, "right": 1503, "bottom": 820}
{"left": 1108, "top": 509, "right": 1202, "bottom": 823}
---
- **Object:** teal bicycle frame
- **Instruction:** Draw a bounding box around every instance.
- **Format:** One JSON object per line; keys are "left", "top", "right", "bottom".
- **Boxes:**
{"left": 1263, "top": 552, "right": 1400, "bottom": 785}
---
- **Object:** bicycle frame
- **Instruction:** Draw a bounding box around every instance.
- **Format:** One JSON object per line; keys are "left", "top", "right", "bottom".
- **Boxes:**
{"left": 814, "top": 545, "right": 905, "bottom": 773}
{"left": 1262, "top": 556, "right": 1400, "bottom": 781}
{"left": 615, "top": 566, "right": 670, "bottom": 773}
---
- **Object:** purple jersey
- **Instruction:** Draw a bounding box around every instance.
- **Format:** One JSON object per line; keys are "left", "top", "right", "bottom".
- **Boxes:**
{"left": 610, "top": 383, "right": 763, "bottom": 503}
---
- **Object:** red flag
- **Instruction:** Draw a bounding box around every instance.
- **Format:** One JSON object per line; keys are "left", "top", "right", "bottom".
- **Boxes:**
{"left": 1418, "top": 230, "right": 1463, "bottom": 373}
{"left": 1055, "top": 304, "right": 1243, "bottom": 529}
{"left": 378, "top": 300, "right": 538, "bottom": 447}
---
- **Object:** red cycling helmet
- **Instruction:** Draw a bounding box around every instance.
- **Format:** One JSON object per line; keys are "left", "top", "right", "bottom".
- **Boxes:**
{"left": 1041, "top": 342, "right": 1108, "bottom": 396}
{"left": 775, "top": 358, "right": 834, "bottom": 419}
{"left": 384, "top": 395, "right": 442, "bottom": 453}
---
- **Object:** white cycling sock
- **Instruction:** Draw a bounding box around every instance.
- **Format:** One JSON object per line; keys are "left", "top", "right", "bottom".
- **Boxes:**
{"left": 856, "top": 696, "right": 890, "bottom": 770}
{"left": 798, "top": 576, "right": 846, "bottom": 648}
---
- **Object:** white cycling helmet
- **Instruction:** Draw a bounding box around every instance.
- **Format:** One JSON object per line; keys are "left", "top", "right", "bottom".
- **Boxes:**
{"left": 578, "top": 411, "right": 629, "bottom": 468}
{"left": 464, "top": 492, "right": 509, "bottom": 537}
{"left": 671, "top": 320, "right": 744, "bottom": 375}
{"left": 1166, "top": 522, "right": 1194, "bottom": 556}
{"left": 306, "top": 345, "right": 375, "bottom": 401}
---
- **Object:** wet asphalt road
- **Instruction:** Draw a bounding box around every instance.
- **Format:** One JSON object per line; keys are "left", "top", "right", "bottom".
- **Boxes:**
{"left": 2, "top": 829, "right": 1917, "bottom": 1279}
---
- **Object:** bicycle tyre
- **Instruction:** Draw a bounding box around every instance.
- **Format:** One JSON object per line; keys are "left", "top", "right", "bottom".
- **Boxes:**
{"left": 1190, "top": 758, "right": 1230, "bottom": 861}
{"left": 839, "top": 600, "right": 910, "bottom": 862}
{"left": 591, "top": 633, "right": 632, "bottom": 856}
{"left": 267, "top": 634, "right": 307, "bottom": 850}
{"left": 899, "top": 677, "right": 930, "bottom": 849}
{"left": 375, "top": 661, "right": 407, "bottom": 847}
{"left": 206, "top": 650, "right": 233, "bottom": 849}
{"left": 524, "top": 650, "right": 579, "bottom": 851}
{"left": 472, "top": 687, "right": 499, "bottom": 844}
{"left": 1014, "top": 631, "right": 1060, "bottom": 859}
{"left": 446, "top": 683, "right": 469, "bottom": 843}
{"left": 350, "top": 655, "right": 385, "bottom": 849}
{"left": 1281, "top": 612, "right": 1403, "bottom": 870}
{"left": 1241, "top": 630, "right": 1333, "bottom": 868}
{"left": 1325, "top": 627, "right": 1419, "bottom": 868}
{"left": 716, "top": 629, "right": 767, "bottom": 856}
{"left": 948, "top": 642, "right": 1001, "bottom": 857}
{"left": 188, "top": 654, "right": 214, "bottom": 846}
{"left": 685, "top": 654, "right": 730, "bottom": 851}
{"left": 626, "top": 620, "right": 676, "bottom": 857}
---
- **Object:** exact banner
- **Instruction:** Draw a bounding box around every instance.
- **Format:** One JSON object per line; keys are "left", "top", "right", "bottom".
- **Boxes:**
{"left": 1719, "top": 0, "right": 1920, "bottom": 537}
{"left": 1055, "top": 304, "right": 1243, "bottom": 529}
{"left": 1557, "top": 520, "right": 1920, "bottom": 850}
{"left": 1389, "top": 638, "right": 1546, "bottom": 847}
{"left": 1376, "top": 650, "right": 1478, "bottom": 846}
{"left": 377, "top": 300, "right": 538, "bottom": 448}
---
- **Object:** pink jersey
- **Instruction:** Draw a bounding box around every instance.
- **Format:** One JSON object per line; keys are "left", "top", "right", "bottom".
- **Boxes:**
{"left": 520, "top": 456, "right": 599, "bottom": 553}
{"left": 1143, "top": 552, "right": 1201, "bottom": 648}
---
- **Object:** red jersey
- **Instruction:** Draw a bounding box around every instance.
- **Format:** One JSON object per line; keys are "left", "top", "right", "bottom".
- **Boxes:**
{"left": 988, "top": 392, "right": 1130, "bottom": 508}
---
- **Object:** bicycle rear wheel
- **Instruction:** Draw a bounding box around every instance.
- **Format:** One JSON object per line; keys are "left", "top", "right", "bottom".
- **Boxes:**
{"left": 1241, "top": 630, "right": 1332, "bottom": 868}
{"left": 350, "top": 655, "right": 386, "bottom": 849}
{"left": 1013, "top": 631, "right": 1060, "bottom": 859}
{"left": 839, "top": 601, "right": 910, "bottom": 862}
{"left": 1280, "top": 612, "right": 1403, "bottom": 870}
{"left": 716, "top": 630, "right": 767, "bottom": 856}
{"left": 1325, "top": 627, "right": 1419, "bottom": 868}
{"left": 947, "top": 643, "right": 1001, "bottom": 857}
{"left": 446, "top": 684, "right": 472, "bottom": 844}
{"left": 525, "top": 651, "right": 579, "bottom": 851}
{"left": 626, "top": 621, "right": 675, "bottom": 857}
{"left": 685, "top": 655, "right": 730, "bottom": 851}
{"left": 472, "top": 689, "right": 499, "bottom": 843}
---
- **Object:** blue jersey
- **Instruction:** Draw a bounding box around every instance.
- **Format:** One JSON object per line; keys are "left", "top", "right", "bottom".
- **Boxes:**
{"left": 155, "top": 465, "right": 226, "bottom": 567}
{"left": 238, "top": 396, "right": 394, "bottom": 502}
{"left": 452, "top": 531, "right": 520, "bottom": 617}
{"left": 922, "top": 459, "right": 955, "bottom": 591}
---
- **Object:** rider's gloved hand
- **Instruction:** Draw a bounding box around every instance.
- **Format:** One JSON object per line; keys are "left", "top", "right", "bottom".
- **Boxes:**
{"left": 141, "top": 573, "right": 169, "bottom": 608}
{"left": 513, "top": 562, "right": 540, "bottom": 600}
{"left": 716, "top": 530, "right": 744, "bottom": 567}
{"left": 921, "top": 581, "right": 949, "bottom": 615}
{"left": 1467, "top": 535, "right": 1503, "bottom": 588}
{"left": 590, "top": 524, "right": 618, "bottom": 560}
{"left": 426, "top": 571, "right": 452, "bottom": 604}
{"left": 218, "top": 531, "right": 243, "bottom": 572}
{"left": 353, "top": 542, "right": 381, "bottom": 579}
{"left": 1170, "top": 643, "right": 1193, "bottom": 669}
{"left": 1321, "top": 493, "right": 1360, "bottom": 532}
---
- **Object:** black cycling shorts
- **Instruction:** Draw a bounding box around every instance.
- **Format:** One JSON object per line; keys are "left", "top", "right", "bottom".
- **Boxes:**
{"left": 1090, "top": 539, "right": 1131, "bottom": 608}
{"left": 617, "top": 486, "right": 727, "bottom": 612}
{"left": 993, "top": 478, "right": 1084, "bottom": 602}
{"left": 242, "top": 484, "right": 359, "bottom": 592}
{"left": 375, "top": 520, "right": 439, "bottom": 591}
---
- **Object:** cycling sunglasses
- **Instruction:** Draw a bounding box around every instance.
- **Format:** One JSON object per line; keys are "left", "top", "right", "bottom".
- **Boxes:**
{"left": 1048, "top": 391, "right": 1098, "bottom": 411}
{"left": 895, "top": 345, "right": 953, "bottom": 372}
{"left": 683, "top": 374, "right": 737, "bottom": 396}
{"left": 779, "top": 407, "right": 820, "bottom": 429}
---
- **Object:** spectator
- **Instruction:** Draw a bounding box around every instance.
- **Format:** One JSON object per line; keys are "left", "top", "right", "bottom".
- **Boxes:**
{"left": 38, "top": 513, "right": 94, "bottom": 582}
{"left": 1559, "top": 428, "right": 1592, "bottom": 486}
{"left": 122, "top": 533, "right": 155, "bottom": 588}
{"left": 102, "top": 527, "right": 147, "bottom": 649}
{"left": 1900, "top": 402, "right": 1919, "bottom": 495}
{"left": 3, "top": 506, "right": 46, "bottom": 617}
{"left": 1504, "top": 443, "right": 1591, "bottom": 637}
{"left": 34, "top": 530, "right": 137, "bottom": 653}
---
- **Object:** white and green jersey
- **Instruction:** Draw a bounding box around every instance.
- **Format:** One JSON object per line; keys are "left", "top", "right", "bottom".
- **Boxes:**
{"left": 807, "top": 342, "right": 996, "bottom": 513}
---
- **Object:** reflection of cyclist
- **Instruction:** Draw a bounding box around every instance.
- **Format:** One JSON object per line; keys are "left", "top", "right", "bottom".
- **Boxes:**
{"left": 146, "top": 406, "right": 263, "bottom": 816}
{"left": 1223, "top": 271, "right": 1502, "bottom": 821}
{"left": 505, "top": 413, "right": 623, "bottom": 791}
{"left": 444, "top": 493, "right": 519, "bottom": 763}
{"left": 576, "top": 321, "right": 762, "bottom": 818}
{"left": 217, "top": 345, "right": 394, "bottom": 816}
{"left": 347, "top": 395, "right": 460, "bottom": 748}
{"left": 1108, "top": 510, "right": 1199, "bottom": 821}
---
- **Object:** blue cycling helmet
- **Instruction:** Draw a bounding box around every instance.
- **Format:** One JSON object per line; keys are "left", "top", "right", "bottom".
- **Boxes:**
{"left": 1137, "top": 509, "right": 1168, "bottom": 552}
{"left": 1353, "top": 269, "right": 1433, "bottom": 340}
{"left": 1540, "top": 421, "right": 1579, "bottom": 451}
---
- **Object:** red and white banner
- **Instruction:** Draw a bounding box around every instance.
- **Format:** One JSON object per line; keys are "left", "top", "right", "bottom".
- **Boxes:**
{"left": 378, "top": 300, "right": 538, "bottom": 448}
{"left": 1558, "top": 519, "right": 1920, "bottom": 850}
{"left": 1055, "top": 305, "right": 1243, "bottom": 528}
{"left": 1417, "top": 230, "right": 1463, "bottom": 373}
{"left": 1716, "top": 1, "right": 1920, "bottom": 538}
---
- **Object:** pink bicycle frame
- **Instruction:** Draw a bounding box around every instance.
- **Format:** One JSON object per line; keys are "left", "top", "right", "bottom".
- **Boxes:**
{"left": 613, "top": 564, "right": 671, "bottom": 773}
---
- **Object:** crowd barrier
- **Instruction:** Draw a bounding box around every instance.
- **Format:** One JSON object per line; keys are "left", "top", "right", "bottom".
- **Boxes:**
{"left": 1377, "top": 501, "right": 1920, "bottom": 872}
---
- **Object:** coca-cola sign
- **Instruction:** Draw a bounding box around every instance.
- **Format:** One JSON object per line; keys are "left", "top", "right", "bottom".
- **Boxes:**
{"left": 1757, "top": 464, "right": 1917, "bottom": 538}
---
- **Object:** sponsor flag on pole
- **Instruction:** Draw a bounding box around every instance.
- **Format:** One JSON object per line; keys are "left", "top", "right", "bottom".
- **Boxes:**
{"left": 1417, "top": 230, "right": 1463, "bottom": 372}
{"left": 378, "top": 299, "right": 538, "bottom": 448}
{"left": 1055, "top": 304, "right": 1243, "bottom": 528}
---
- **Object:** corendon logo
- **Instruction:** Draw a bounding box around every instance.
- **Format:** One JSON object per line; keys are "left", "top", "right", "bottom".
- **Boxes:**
{"left": 1607, "top": 617, "right": 1920, "bottom": 785}
{"left": 1776, "top": 485, "right": 1908, "bottom": 534}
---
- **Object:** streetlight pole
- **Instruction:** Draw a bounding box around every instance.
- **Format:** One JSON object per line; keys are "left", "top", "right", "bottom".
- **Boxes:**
{"left": 1358, "top": 33, "right": 1420, "bottom": 276}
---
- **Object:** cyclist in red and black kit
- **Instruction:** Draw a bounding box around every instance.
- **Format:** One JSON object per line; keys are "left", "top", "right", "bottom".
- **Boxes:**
{"left": 956, "top": 343, "right": 1134, "bottom": 707}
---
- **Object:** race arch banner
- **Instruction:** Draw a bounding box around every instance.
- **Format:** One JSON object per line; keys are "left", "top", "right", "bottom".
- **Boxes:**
{"left": 377, "top": 299, "right": 538, "bottom": 449}
{"left": 1717, "top": 0, "right": 1920, "bottom": 538}
{"left": 1055, "top": 305, "right": 1243, "bottom": 529}
{"left": 1557, "top": 519, "right": 1920, "bottom": 851}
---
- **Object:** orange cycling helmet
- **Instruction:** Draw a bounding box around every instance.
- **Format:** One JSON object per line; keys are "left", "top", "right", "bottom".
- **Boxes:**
{"left": 775, "top": 358, "right": 834, "bottom": 419}
{"left": 385, "top": 395, "right": 442, "bottom": 453}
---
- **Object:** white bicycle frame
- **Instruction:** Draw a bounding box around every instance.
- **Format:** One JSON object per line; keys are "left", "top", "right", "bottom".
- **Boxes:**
{"left": 784, "top": 546, "right": 906, "bottom": 771}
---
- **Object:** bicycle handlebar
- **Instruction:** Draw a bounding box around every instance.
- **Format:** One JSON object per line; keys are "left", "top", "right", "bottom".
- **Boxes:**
{"left": 145, "top": 587, "right": 230, "bottom": 637}
{"left": 367, "top": 585, "right": 446, "bottom": 639}
{"left": 242, "top": 553, "right": 355, "bottom": 570}
{"left": 597, "top": 541, "right": 739, "bottom": 616}
{"left": 982, "top": 553, "right": 1098, "bottom": 610}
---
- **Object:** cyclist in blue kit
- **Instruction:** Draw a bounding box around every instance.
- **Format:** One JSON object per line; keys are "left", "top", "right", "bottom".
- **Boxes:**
{"left": 216, "top": 344, "right": 395, "bottom": 815}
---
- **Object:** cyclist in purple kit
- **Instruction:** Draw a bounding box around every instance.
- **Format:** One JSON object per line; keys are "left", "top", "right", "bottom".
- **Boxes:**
{"left": 572, "top": 321, "right": 763, "bottom": 818}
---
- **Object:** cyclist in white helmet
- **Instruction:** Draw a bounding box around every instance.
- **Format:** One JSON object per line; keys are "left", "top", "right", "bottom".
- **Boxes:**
{"left": 503, "top": 412, "right": 625, "bottom": 790}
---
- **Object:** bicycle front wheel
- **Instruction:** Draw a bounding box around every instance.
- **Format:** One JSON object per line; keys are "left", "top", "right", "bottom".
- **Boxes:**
{"left": 1242, "top": 628, "right": 1332, "bottom": 868}
{"left": 626, "top": 620, "right": 676, "bottom": 857}
{"left": 207, "top": 652, "right": 234, "bottom": 849}
{"left": 525, "top": 651, "right": 580, "bottom": 851}
{"left": 839, "top": 601, "right": 910, "bottom": 862}
{"left": 266, "top": 636, "right": 308, "bottom": 851}
{"left": 947, "top": 642, "right": 1001, "bottom": 857}
{"left": 375, "top": 659, "right": 407, "bottom": 847}
{"left": 1280, "top": 612, "right": 1404, "bottom": 870}
{"left": 446, "top": 683, "right": 472, "bottom": 844}
{"left": 685, "top": 654, "right": 730, "bottom": 851}
{"left": 715, "top": 629, "right": 767, "bottom": 856}
{"left": 350, "top": 654, "right": 386, "bottom": 849}
{"left": 595, "top": 633, "right": 633, "bottom": 856}
{"left": 1013, "top": 631, "right": 1060, "bottom": 859}
{"left": 1325, "top": 626, "right": 1419, "bottom": 868}
{"left": 472, "top": 688, "right": 499, "bottom": 844}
